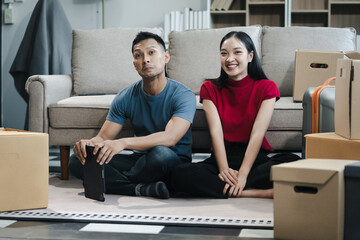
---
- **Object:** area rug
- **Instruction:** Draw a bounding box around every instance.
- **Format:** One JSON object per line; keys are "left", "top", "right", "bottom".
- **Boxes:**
{"left": 0, "top": 174, "right": 274, "bottom": 228}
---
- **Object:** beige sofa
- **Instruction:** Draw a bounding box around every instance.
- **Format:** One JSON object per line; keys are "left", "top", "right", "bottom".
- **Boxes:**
{"left": 25, "top": 25, "right": 357, "bottom": 180}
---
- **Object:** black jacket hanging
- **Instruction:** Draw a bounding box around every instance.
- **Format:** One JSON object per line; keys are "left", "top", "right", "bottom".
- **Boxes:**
{"left": 9, "top": 0, "right": 72, "bottom": 102}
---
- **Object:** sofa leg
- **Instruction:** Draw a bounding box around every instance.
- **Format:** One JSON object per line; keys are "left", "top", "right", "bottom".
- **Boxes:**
{"left": 60, "top": 146, "right": 70, "bottom": 180}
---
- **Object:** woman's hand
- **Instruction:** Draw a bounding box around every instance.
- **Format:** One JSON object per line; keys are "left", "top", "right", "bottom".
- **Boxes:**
{"left": 223, "top": 174, "right": 247, "bottom": 197}
{"left": 218, "top": 168, "right": 239, "bottom": 186}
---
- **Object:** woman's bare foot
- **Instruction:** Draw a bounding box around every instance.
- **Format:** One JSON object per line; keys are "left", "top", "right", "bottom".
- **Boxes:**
{"left": 240, "top": 189, "right": 273, "bottom": 198}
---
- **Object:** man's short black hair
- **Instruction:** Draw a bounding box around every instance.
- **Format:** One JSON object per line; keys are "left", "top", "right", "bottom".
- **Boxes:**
{"left": 132, "top": 31, "right": 166, "bottom": 53}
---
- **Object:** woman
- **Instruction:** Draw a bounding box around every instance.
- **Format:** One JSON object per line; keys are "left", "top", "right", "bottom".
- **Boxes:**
{"left": 171, "top": 31, "right": 300, "bottom": 198}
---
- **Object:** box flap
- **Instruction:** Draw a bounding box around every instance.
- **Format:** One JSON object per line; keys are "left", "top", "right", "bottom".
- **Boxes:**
{"left": 293, "top": 50, "right": 344, "bottom": 101}
{"left": 0, "top": 128, "right": 46, "bottom": 137}
{"left": 335, "top": 58, "right": 360, "bottom": 139}
{"left": 0, "top": 128, "right": 27, "bottom": 132}
{"left": 335, "top": 59, "right": 352, "bottom": 138}
{"left": 350, "top": 61, "right": 360, "bottom": 139}
{"left": 272, "top": 159, "right": 355, "bottom": 184}
{"left": 0, "top": 131, "right": 38, "bottom": 136}
{"left": 271, "top": 159, "right": 345, "bottom": 185}
{"left": 345, "top": 51, "right": 360, "bottom": 60}
{"left": 297, "top": 49, "right": 343, "bottom": 54}
{"left": 305, "top": 132, "right": 360, "bottom": 142}
{"left": 272, "top": 166, "right": 336, "bottom": 185}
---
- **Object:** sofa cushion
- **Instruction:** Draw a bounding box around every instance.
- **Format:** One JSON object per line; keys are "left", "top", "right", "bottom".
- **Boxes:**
{"left": 72, "top": 27, "right": 163, "bottom": 95}
{"left": 167, "top": 25, "right": 262, "bottom": 94}
{"left": 265, "top": 131, "right": 302, "bottom": 151}
{"left": 49, "top": 128, "right": 135, "bottom": 146}
{"left": 50, "top": 94, "right": 301, "bottom": 130}
{"left": 49, "top": 95, "right": 114, "bottom": 128}
{"left": 192, "top": 96, "right": 302, "bottom": 151}
{"left": 270, "top": 97, "right": 303, "bottom": 131}
{"left": 193, "top": 96, "right": 303, "bottom": 131}
{"left": 48, "top": 93, "right": 302, "bottom": 150}
{"left": 261, "top": 26, "right": 357, "bottom": 97}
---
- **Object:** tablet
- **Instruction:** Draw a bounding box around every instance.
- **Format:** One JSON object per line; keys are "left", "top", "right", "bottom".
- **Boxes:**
{"left": 83, "top": 145, "right": 105, "bottom": 202}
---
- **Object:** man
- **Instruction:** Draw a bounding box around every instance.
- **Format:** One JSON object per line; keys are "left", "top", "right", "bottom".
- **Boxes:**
{"left": 69, "top": 31, "right": 196, "bottom": 199}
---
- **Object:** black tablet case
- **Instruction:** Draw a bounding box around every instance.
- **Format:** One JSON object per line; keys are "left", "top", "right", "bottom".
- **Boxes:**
{"left": 83, "top": 145, "right": 105, "bottom": 202}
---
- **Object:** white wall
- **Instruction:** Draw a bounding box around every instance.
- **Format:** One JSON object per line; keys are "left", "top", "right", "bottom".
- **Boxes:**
{"left": 1, "top": 0, "right": 208, "bottom": 129}
{"left": 0, "top": 0, "right": 358, "bottom": 130}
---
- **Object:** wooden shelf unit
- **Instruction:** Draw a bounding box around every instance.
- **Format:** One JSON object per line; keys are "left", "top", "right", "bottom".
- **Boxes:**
{"left": 248, "top": 1, "right": 285, "bottom": 26}
{"left": 290, "top": 0, "right": 360, "bottom": 32}
{"left": 210, "top": 0, "right": 247, "bottom": 28}
{"left": 210, "top": 0, "right": 286, "bottom": 28}
{"left": 329, "top": 1, "right": 360, "bottom": 33}
{"left": 209, "top": 0, "right": 360, "bottom": 33}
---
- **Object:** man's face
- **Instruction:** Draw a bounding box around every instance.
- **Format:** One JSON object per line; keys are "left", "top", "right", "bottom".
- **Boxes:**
{"left": 132, "top": 38, "right": 169, "bottom": 79}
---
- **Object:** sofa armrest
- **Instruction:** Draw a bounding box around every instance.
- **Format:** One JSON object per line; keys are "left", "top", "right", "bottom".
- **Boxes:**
{"left": 25, "top": 75, "right": 73, "bottom": 133}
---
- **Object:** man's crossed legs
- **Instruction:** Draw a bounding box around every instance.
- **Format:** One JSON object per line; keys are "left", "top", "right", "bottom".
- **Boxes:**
{"left": 69, "top": 146, "right": 182, "bottom": 199}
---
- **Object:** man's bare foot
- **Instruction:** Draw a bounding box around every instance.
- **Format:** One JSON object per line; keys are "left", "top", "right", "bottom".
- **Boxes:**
{"left": 240, "top": 189, "right": 273, "bottom": 198}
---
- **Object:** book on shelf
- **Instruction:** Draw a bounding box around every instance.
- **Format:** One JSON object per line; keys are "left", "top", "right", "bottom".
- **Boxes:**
{"left": 189, "top": 10, "right": 194, "bottom": 30}
{"left": 170, "top": 11, "right": 175, "bottom": 31}
{"left": 164, "top": 13, "right": 170, "bottom": 42}
{"left": 222, "top": 0, "right": 233, "bottom": 11}
{"left": 175, "top": 11, "right": 181, "bottom": 31}
{"left": 198, "top": 11, "right": 203, "bottom": 29}
{"left": 215, "top": 0, "right": 227, "bottom": 10}
{"left": 203, "top": 10, "right": 209, "bottom": 29}
{"left": 163, "top": 7, "right": 210, "bottom": 36}
{"left": 184, "top": 7, "right": 191, "bottom": 30}
{"left": 193, "top": 11, "right": 198, "bottom": 30}
{"left": 211, "top": 0, "right": 221, "bottom": 11}
{"left": 200, "top": 10, "right": 210, "bottom": 29}
{"left": 180, "top": 13, "right": 184, "bottom": 32}
{"left": 210, "top": 0, "right": 217, "bottom": 11}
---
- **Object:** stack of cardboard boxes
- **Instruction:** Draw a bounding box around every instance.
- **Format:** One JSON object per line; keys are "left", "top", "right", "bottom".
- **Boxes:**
{"left": 272, "top": 51, "right": 360, "bottom": 240}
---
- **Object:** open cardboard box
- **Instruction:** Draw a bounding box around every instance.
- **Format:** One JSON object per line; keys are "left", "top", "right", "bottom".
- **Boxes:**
{"left": 293, "top": 50, "right": 343, "bottom": 102}
{"left": 335, "top": 51, "right": 360, "bottom": 139}
{"left": 0, "top": 128, "right": 49, "bottom": 212}
{"left": 271, "top": 158, "right": 357, "bottom": 240}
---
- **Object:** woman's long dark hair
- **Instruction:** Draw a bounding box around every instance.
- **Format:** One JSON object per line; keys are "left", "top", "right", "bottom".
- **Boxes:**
{"left": 210, "top": 31, "right": 268, "bottom": 88}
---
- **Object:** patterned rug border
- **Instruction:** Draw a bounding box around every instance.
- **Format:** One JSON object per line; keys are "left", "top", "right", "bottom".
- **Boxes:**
{"left": 0, "top": 210, "right": 273, "bottom": 228}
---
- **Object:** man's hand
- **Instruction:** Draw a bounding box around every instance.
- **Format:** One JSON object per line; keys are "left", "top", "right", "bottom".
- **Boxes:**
{"left": 218, "top": 168, "right": 238, "bottom": 186}
{"left": 94, "top": 139, "right": 127, "bottom": 165}
{"left": 73, "top": 139, "right": 94, "bottom": 165}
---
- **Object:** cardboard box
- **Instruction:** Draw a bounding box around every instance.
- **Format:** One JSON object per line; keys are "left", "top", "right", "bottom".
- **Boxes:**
{"left": 335, "top": 51, "right": 360, "bottom": 139}
{"left": 293, "top": 50, "right": 343, "bottom": 102}
{"left": 344, "top": 161, "right": 360, "bottom": 240}
{"left": 272, "top": 159, "right": 357, "bottom": 240}
{"left": 0, "top": 128, "right": 49, "bottom": 212}
{"left": 305, "top": 132, "right": 360, "bottom": 160}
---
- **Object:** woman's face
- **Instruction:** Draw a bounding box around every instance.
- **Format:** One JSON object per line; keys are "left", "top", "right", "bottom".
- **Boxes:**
{"left": 220, "top": 37, "right": 253, "bottom": 81}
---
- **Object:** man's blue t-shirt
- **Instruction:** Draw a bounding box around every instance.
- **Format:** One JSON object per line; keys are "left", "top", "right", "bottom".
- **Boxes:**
{"left": 107, "top": 78, "right": 196, "bottom": 161}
